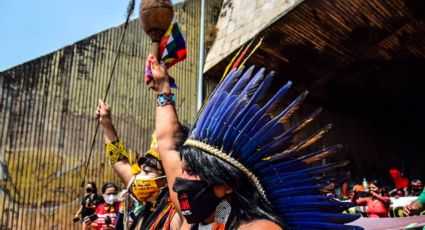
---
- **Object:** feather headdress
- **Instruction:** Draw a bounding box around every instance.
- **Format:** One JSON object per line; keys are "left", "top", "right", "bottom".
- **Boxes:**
{"left": 184, "top": 66, "right": 361, "bottom": 229}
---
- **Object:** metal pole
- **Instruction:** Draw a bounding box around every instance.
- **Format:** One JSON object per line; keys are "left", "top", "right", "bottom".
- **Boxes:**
{"left": 197, "top": 0, "right": 205, "bottom": 110}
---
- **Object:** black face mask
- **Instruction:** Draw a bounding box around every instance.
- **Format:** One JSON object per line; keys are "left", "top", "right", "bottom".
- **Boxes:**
{"left": 173, "top": 177, "right": 220, "bottom": 224}
{"left": 86, "top": 188, "right": 94, "bottom": 193}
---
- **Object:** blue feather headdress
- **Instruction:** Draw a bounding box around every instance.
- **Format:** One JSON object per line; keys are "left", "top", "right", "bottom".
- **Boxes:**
{"left": 184, "top": 66, "right": 361, "bottom": 229}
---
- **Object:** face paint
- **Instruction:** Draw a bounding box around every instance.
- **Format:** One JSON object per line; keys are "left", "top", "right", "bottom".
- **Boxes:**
{"left": 173, "top": 177, "right": 220, "bottom": 224}
{"left": 130, "top": 174, "right": 166, "bottom": 203}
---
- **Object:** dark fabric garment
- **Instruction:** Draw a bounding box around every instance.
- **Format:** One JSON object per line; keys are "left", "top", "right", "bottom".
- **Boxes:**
{"left": 129, "top": 189, "right": 170, "bottom": 230}
{"left": 115, "top": 212, "right": 124, "bottom": 230}
{"left": 81, "top": 193, "right": 101, "bottom": 218}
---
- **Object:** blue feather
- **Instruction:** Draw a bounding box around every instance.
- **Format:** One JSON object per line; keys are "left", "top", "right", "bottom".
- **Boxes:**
{"left": 210, "top": 97, "right": 247, "bottom": 145}
{"left": 234, "top": 114, "right": 271, "bottom": 156}
{"left": 223, "top": 105, "right": 260, "bottom": 153}
{"left": 205, "top": 94, "right": 239, "bottom": 140}
{"left": 246, "top": 135, "right": 294, "bottom": 168}
{"left": 264, "top": 172, "right": 349, "bottom": 192}
{"left": 241, "top": 123, "right": 286, "bottom": 164}
{"left": 220, "top": 67, "right": 244, "bottom": 93}
{"left": 283, "top": 212, "right": 360, "bottom": 224}
{"left": 200, "top": 92, "right": 229, "bottom": 139}
{"left": 285, "top": 221, "right": 363, "bottom": 230}
{"left": 194, "top": 91, "right": 225, "bottom": 138}
{"left": 235, "top": 87, "right": 301, "bottom": 153}
{"left": 257, "top": 145, "right": 342, "bottom": 175}
{"left": 289, "top": 124, "right": 334, "bottom": 153}
{"left": 217, "top": 101, "right": 248, "bottom": 146}
{"left": 221, "top": 69, "right": 270, "bottom": 144}
{"left": 275, "top": 201, "right": 355, "bottom": 212}
{"left": 209, "top": 67, "right": 267, "bottom": 144}
{"left": 269, "top": 185, "right": 322, "bottom": 198}
{"left": 230, "top": 81, "right": 292, "bottom": 149}
{"left": 229, "top": 66, "right": 255, "bottom": 95}
{"left": 280, "top": 108, "right": 323, "bottom": 138}
{"left": 276, "top": 200, "right": 354, "bottom": 210}
{"left": 275, "top": 195, "right": 341, "bottom": 205}
{"left": 208, "top": 95, "right": 239, "bottom": 144}
{"left": 260, "top": 161, "right": 349, "bottom": 179}
{"left": 225, "top": 70, "right": 274, "bottom": 140}
{"left": 254, "top": 107, "right": 322, "bottom": 147}
{"left": 243, "top": 91, "right": 308, "bottom": 147}
{"left": 241, "top": 68, "right": 266, "bottom": 98}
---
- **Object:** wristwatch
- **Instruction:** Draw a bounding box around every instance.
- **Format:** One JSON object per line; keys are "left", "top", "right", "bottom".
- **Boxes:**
{"left": 156, "top": 91, "right": 175, "bottom": 106}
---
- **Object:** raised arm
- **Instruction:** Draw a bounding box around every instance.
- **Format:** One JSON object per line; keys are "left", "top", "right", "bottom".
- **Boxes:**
{"left": 151, "top": 56, "right": 183, "bottom": 211}
{"left": 97, "top": 102, "right": 133, "bottom": 185}
{"left": 371, "top": 191, "right": 390, "bottom": 205}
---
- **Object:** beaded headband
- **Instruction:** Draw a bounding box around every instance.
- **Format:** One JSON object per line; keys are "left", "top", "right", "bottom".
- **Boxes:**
{"left": 184, "top": 139, "right": 267, "bottom": 201}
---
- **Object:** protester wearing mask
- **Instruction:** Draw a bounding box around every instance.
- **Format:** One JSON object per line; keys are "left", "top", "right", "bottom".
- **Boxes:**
{"left": 409, "top": 179, "right": 424, "bottom": 196}
{"left": 352, "top": 180, "right": 390, "bottom": 218}
{"left": 150, "top": 56, "right": 360, "bottom": 229}
{"left": 84, "top": 183, "right": 120, "bottom": 230}
{"left": 74, "top": 182, "right": 101, "bottom": 230}
{"left": 96, "top": 101, "right": 185, "bottom": 230}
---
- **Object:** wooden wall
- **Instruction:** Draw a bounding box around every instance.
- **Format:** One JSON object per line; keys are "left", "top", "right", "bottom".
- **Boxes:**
{"left": 205, "top": 0, "right": 425, "bottom": 184}
{"left": 0, "top": 0, "right": 223, "bottom": 229}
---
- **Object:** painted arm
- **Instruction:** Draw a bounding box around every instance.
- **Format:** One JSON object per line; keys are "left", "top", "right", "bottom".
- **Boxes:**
{"left": 97, "top": 102, "right": 133, "bottom": 185}
{"left": 151, "top": 56, "right": 183, "bottom": 212}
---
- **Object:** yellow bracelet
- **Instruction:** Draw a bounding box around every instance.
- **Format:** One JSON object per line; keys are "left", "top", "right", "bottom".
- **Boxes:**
{"left": 105, "top": 140, "right": 128, "bottom": 165}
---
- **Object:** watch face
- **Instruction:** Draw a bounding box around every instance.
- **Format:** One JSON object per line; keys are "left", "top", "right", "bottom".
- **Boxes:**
{"left": 159, "top": 97, "right": 166, "bottom": 105}
{"left": 157, "top": 93, "right": 174, "bottom": 106}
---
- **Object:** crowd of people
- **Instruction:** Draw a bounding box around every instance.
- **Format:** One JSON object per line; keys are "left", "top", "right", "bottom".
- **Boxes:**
{"left": 338, "top": 177, "right": 425, "bottom": 219}
{"left": 73, "top": 182, "right": 120, "bottom": 230}
{"left": 74, "top": 52, "right": 422, "bottom": 229}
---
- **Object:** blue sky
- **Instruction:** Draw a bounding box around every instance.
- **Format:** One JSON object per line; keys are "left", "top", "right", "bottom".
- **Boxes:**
{"left": 0, "top": 0, "right": 181, "bottom": 71}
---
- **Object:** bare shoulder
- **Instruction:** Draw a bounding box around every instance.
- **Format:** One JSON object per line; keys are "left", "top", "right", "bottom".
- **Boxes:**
{"left": 238, "top": 219, "right": 283, "bottom": 230}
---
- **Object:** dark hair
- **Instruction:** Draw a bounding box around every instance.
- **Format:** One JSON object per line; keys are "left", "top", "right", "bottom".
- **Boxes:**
{"left": 137, "top": 125, "right": 189, "bottom": 172}
{"left": 369, "top": 180, "right": 381, "bottom": 188}
{"left": 101, "top": 182, "right": 119, "bottom": 194}
{"left": 87, "top": 181, "right": 98, "bottom": 194}
{"left": 180, "top": 146, "right": 286, "bottom": 229}
{"left": 138, "top": 155, "right": 164, "bottom": 173}
{"left": 176, "top": 124, "right": 190, "bottom": 149}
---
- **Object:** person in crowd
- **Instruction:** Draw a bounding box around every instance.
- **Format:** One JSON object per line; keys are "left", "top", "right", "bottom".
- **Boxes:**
{"left": 403, "top": 187, "right": 425, "bottom": 216}
{"left": 349, "top": 184, "right": 365, "bottom": 201}
{"left": 150, "top": 55, "right": 360, "bottom": 229}
{"left": 96, "top": 101, "right": 185, "bottom": 230}
{"left": 84, "top": 183, "right": 120, "bottom": 230}
{"left": 352, "top": 180, "right": 391, "bottom": 218}
{"left": 389, "top": 187, "right": 408, "bottom": 198}
{"left": 408, "top": 179, "right": 424, "bottom": 196}
{"left": 388, "top": 169, "right": 409, "bottom": 197}
{"left": 74, "top": 182, "right": 101, "bottom": 230}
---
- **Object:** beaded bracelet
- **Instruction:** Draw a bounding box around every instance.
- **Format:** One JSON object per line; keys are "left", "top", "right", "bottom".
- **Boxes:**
{"left": 156, "top": 91, "right": 175, "bottom": 106}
